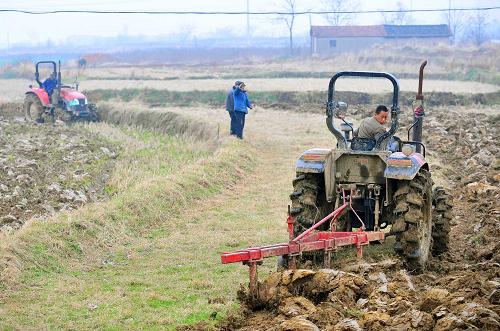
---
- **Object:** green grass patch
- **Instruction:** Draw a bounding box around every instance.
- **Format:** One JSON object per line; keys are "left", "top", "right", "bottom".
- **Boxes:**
{"left": 86, "top": 88, "right": 500, "bottom": 110}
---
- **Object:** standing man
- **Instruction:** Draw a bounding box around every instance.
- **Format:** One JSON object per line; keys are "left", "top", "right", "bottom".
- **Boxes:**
{"left": 226, "top": 80, "right": 242, "bottom": 136}
{"left": 232, "top": 82, "right": 253, "bottom": 139}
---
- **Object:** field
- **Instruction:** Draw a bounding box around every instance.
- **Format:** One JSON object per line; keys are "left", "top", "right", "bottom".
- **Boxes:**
{"left": 0, "top": 46, "right": 499, "bottom": 330}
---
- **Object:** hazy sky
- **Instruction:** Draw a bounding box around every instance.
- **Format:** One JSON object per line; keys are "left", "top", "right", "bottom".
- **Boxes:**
{"left": 0, "top": 0, "right": 498, "bottom": 48}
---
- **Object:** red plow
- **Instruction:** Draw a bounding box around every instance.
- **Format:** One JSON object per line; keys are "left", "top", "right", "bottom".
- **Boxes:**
{"left": 221, "top": 189, "right": 385, "bottom": 297}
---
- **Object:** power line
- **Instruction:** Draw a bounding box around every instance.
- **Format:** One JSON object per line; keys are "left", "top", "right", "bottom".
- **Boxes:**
{"left": 0, "top": 6, "right": 499, "bottom": 15}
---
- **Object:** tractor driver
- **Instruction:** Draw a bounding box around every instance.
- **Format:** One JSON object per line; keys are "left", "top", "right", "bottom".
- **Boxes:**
{"left": 42, "top": 73, "right": 57, "bottom": 105}
{"left": 354, "top": 105, "right": 388, "bottom": 140}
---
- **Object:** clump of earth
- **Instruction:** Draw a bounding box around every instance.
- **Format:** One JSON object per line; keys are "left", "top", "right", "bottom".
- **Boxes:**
{"left": 0, "top": 107, "right": 117, "bottom": 233}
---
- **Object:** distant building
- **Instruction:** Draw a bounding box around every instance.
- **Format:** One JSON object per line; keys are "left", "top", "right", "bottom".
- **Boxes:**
{"left": 310, "top": 24, "right": 451, "bottom": 55}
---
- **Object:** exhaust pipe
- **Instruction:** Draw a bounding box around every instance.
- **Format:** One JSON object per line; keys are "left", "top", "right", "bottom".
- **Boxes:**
{"left": 412, "top": 61, "right": 427, "bottom": 153}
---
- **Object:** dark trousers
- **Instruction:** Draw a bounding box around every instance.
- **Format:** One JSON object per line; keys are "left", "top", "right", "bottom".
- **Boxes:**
{"left": 233, "top": 111, "right": 246, "bottom": 139}
{"left": 228, "top": 111, "right": 236, "bottom": 135}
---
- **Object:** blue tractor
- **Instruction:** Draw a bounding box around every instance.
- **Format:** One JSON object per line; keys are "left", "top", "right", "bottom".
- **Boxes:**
{"left": 289, "top": 63, "right": 453, "bottom": 271}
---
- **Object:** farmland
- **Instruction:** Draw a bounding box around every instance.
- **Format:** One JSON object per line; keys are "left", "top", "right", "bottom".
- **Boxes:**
{"left": 0, "top": 47, "right": 499, "bottom": 330}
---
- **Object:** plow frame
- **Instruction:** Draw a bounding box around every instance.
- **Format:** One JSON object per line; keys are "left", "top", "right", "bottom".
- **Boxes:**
{"left": 220, "top": 190, "right": 385, "bottom": 298}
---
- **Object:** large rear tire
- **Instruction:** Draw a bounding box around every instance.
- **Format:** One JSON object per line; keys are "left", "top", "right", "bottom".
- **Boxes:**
{"left": 24, "top": 94, "right": 44, "bottom": 123}
{"left": 431, "top": 187, "right": 453, "bottom": 256}
{"left": 289, "top": 173, "right": 331, "bottom": 237}
{"left": 393, "top": 169, "right": 434, "bottom": 272}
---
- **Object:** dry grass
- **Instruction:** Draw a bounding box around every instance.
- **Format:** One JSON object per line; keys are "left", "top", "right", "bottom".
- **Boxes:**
{"left": 34, "top": 43, "right": 497, "bottom": 80}
{"left": 0, "top": 79, "right": 31, "bottom": 103}
{"left": 1, "top": 43, "right": 499, "bottom": 104}
{"left": 98, "top": 102, "right": 220, "bottom": 148}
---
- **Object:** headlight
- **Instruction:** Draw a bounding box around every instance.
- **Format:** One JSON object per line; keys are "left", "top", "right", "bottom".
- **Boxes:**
{"left": 68, "top": 99, "right": 79, "bottom": 106}
{"left": 84, "top": 98, "right": 88, "bottom": 104}
{"left": 402, "top": 144, "right": 414, "bottom": 157}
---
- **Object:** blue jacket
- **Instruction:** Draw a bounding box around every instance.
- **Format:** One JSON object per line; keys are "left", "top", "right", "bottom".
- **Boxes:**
{"left": 233, "top": 86, "right": 252, "bottom": 113}
{"left": 42, "top": 78, "right": 57, "bottom": 96}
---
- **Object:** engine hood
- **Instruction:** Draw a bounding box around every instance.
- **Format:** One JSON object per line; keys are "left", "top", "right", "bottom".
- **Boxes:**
{"left": 60, "top": 88, "right": 86, "bottom": 101}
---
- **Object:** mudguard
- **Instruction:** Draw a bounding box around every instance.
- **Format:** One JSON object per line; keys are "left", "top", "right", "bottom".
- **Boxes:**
{"left": 60, "top": 88, "right": 86, "bottom": 101}
{"left": 26, "top": 88, "right": 49, "bottom": 106}
{"left": 295, "top": 148, "right": 333, "bottom": 174}
{"left": 384, "top": 152, "right": 427, "bottom": 180}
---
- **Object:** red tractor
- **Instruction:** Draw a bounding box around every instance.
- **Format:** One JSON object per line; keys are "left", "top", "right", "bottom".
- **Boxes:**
{"left": 24, "top": 60, "right": 99, "bottom": 123}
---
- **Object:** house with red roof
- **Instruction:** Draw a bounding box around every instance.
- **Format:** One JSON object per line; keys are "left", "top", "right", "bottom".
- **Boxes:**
{"left": 310, "top": 24, "right": 451, "bottom": 55}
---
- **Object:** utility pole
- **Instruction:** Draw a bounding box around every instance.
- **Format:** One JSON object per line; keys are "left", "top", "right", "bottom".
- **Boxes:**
{"left": 448, "top": 0, "right": 451, "bottom": 28}
{"left": 246, "top": 0, "right": 250, "bottom": 47}
{"left": 309, "top": 13, "right": 312, "bottom": 55}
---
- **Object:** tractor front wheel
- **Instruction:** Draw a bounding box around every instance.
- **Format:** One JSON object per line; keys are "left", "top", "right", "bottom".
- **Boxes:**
{"left": 393, "top": 169, "right": 434, "bottom": 272}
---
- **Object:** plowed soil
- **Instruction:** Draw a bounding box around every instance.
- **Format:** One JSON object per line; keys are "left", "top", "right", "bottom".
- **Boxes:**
{"left": 0, "top": 105, "right": 117, "bottom": 233}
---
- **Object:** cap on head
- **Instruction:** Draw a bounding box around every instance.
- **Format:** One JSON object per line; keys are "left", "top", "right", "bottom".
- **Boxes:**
{"left": 234, "top": 80, "right": 243, "bottom": 86}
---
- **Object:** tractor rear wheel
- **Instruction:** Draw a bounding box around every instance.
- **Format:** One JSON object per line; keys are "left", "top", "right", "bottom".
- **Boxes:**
{"left": 431, "top": 187, "right": 453, "bottom": 256}
{"left": 24, "top": 93, "right": 44, "bottom": 123}
{"left": 393, "top": 168, "right": 434, "bottom": 272}
{"left": 289, "top": 172, "right": 331, "bottom": 236}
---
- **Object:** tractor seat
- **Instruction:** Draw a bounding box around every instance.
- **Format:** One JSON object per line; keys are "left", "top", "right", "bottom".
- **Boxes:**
{"left": 351, "top": 137, "right": 376, "bottom": 151}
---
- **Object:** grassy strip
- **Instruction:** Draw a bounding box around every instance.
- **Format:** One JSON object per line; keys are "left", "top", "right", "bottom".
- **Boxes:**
{"left": 98, "top": 103, "right": 219, "bottom": 144}
{"left": 86, "top": 88, "right": 500, "bottom": 109}
{"left": 0, "top": 123, "right": 255, "bottom": 329}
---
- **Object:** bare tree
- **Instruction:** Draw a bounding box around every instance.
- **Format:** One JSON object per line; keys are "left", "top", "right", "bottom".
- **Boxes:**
{"left": 465, "top": 10, "right": 489, "bottom": 46}
{"left": 322, "top": 0, "right": 359, "bottom": 26}
{"left": 442, "top": 8, "right": 464, "bottom": 44}
{"left": 381, "top": 1, "right": 412, "bottom": 25}
{"left": 278, "top": 0, "right": 297, "bottom": 55}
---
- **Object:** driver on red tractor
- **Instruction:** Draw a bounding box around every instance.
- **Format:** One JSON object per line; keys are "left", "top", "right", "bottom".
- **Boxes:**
{"left": 42, "top": 73, "right": 58, "bottom": 105}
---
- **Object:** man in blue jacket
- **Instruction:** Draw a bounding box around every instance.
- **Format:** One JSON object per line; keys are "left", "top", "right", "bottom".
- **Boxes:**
{"left": 42, "top": 73, "right": 58, "bottom": 105}
{"left": 232, "top": 82, "right": 253, "bottom": 139}
{"left": 226, "top": 80, "right": 242, "bottom": 136}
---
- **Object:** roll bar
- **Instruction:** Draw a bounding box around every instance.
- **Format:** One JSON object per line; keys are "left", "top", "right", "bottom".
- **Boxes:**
{"left": 35, "top": 61, "right": 57, "bottom": 88}
{"left": 326, "top": 71, "right": 400, "bottom": 150}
